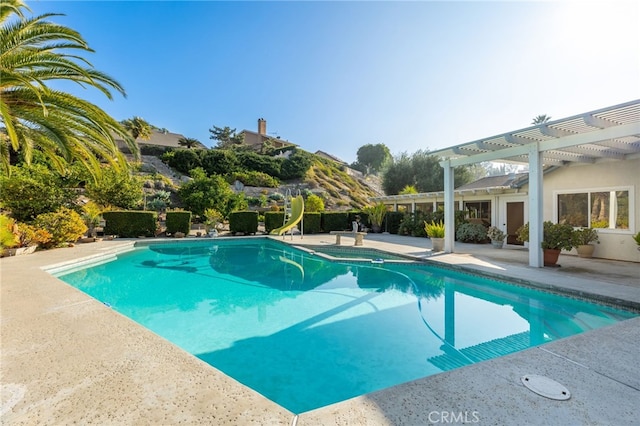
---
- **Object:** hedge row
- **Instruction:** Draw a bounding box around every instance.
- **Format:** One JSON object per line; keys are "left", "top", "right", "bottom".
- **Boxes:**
{"left": 103, "top": 211, "right": 157, "bottom": 237}
{"left": 166, "top": 211, "right": 192, "bottom": 235}
{"left": 229, "top": 211, "right": 258, "bottom": 235}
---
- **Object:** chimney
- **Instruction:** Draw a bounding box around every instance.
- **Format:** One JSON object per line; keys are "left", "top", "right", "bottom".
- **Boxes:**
{"left": 258, "top": 118, "right": 266, "bottom": 135}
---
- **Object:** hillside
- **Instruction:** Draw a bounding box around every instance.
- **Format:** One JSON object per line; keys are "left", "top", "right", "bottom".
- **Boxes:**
{"left": 139, "top": 152, "right": 384, "bottom": 210}
{"left": 303, "top": 157, "right": 384, "bottom": 209}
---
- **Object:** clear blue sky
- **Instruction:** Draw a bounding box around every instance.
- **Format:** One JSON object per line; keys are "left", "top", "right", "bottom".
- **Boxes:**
{"left": 31, "top": 1, "right": 640, "bottom": 163}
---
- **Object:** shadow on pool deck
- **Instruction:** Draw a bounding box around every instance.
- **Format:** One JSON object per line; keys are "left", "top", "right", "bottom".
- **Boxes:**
{"left": 1, "top": 235, "right": 639, "bottom": 425}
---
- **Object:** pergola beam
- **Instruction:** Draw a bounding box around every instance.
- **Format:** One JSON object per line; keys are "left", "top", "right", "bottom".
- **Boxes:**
{"left": 445, "top": 122, "right": 640, "bottom": 167}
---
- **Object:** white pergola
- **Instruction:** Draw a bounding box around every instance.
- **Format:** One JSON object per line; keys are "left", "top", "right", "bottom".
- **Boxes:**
{"left": 431, "top": 99, "right": 640, "bottom": 267}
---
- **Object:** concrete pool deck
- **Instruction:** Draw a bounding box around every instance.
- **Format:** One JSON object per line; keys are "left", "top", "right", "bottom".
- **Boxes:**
{"left": 1, "top": 235, "right": 639, "bottom": 424}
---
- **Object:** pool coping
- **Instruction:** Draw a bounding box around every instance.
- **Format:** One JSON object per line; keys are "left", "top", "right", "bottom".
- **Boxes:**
{"left": 2, "top": 236, "right": 639, "bottom": 424}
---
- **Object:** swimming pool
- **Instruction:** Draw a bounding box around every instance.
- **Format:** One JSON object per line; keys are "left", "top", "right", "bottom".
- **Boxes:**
{"left": 300, "top": 245, "right": 416, "bottom": 261}
{"left": 55, "top": 238, "right": 637, "bottom": 414}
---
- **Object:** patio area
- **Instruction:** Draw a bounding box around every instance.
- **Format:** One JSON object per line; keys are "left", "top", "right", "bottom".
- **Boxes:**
{"left": 1, "top": 235, "right": 639, "bottom": 424}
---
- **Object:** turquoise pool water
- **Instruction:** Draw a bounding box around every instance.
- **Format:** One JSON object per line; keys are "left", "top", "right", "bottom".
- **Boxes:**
{"left": 56, "top": 238, "right": 637, "bottom": 414}
{"left": 302, "top": 245, "right": 414, "bottom": 261}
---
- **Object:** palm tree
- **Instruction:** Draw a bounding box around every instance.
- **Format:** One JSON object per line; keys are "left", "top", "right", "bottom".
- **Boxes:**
{"left": 122, "top": 116, "right": 152, "bottom": 141}
{"left": 0, "top": 0, "right": 137, "bottom": 177}
{"left": 531, "top": 114, "right": 552, "bottom": 125}
{"left": 177, "top": 137, "right": 200, "bottom": 149}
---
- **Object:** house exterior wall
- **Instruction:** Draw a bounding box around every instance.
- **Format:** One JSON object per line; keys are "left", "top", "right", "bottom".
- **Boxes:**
{"left": 375, "top": 158, "right": 639, "bottom": 262}
{"left": 537, "top": 159, "right": 640, "bottom": 262}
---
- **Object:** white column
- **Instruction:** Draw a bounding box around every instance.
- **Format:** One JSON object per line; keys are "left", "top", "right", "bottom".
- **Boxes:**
{"left": 442, "top": 160, "right": 455, "bottom": 253}
{"left": 528, "top": 143, "right": 543, "bottom": 267}
{"left": 411, "top": 200, "right": 416, "bottom": 213}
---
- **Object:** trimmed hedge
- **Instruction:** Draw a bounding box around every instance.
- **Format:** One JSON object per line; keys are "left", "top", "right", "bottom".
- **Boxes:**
{"left": 166, "top": 211, "right": 192, "bottom": 235}
{"left": 264, "top": 211, "right": 285, "bottom": 233}
{"left": 384, "top": 211, "right": 404, "bottom": 234}
{"left": 229, "top": 211, "right": 258, "bottom": 235}
{"left": 321, "top": 212, "right": 350, "bottom": 232}
{"left": 302, "top": 212, "right": 321, "bottom": 234}
{"left": 103, "top": 211, "right": 157, "bottom": 237}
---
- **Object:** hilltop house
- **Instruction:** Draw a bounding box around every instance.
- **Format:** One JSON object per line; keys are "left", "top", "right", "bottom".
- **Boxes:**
{"left": 239, "top": 118, "right": 296, "bottom": 152}
{"left": 373, "top": 100, "right": 640, "bottom": 264}
{"left": 115, "top": 129, "right": 207, "bottom": 154}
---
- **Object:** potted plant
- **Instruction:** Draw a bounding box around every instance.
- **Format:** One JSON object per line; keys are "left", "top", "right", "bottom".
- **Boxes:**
{"left": 487, "top": 226, "right": 506, "bottom": 248}
{"left": 516, "top": 221, "right": 574, "bottom": 266}
{"left": 572, "top": 228, "right": 599, "bottom": 258}
{"left": 424, "top": 220, "right": 445, "bottom": 252}
{"left": 362, "top": 203, "right": 387, "bottom": 233}
{"left": 633, "top": 232, "right": 640, "bottom": 251}
{"left": 81, "top": 201, "right": 103, "bottom": 242}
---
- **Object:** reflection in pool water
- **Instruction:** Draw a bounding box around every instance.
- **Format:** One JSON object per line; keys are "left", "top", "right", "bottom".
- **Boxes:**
{"left": 57, "top": 238, "right": 638, "bottom": 414}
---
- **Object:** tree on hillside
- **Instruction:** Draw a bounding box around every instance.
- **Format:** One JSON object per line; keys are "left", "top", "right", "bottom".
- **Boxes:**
{"left": 0, "top": 0, "right": 137, "bottom": 177}
{"left": 178, "top": 137, "right": 200, "bottom": 149}
{"left": 209, "top": 125, "right": 244, "bottom": 149}
{"left": 122, "top": 116, "right": 152, "bottom": 140}
{"left": 531, "top": 114, "right": 551, "bottom": 125}
{"left": 351, "top": 143, "right": 391, "bottom": 175}
{"left": 177, "top": 168, "right": 246, "bottom": 218}
{"left": 382, "top": 150, "right": 473, "bottom": 195}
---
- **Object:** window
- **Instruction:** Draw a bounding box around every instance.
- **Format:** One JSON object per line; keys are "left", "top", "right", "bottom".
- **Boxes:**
{"left": 557, "top": 189, "right": 630, "bottom": 230}
{"left": 464, "top": 201, "right": 491, "bottom": 221}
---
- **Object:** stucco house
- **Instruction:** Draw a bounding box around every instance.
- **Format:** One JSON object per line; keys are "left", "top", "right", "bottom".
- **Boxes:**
{"left": 373, "top": 100, "right": 640, "bottom": 264}
{"left": 115, "top": 129, "right": 207, "bottom": 153}
{"left": 239, "top": 118, "right": 296, "bottom": 152}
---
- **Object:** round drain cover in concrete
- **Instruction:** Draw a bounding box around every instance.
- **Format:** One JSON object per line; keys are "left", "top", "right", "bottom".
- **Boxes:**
{"left": 521, "top": 375, "right": 571, "bottom": 400}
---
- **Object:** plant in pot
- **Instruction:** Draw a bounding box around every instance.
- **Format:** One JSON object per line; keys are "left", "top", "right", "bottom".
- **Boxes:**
{"left": 516, "top": 221, "right": 574, "bottom": 266}
{"left": 362, "top": 203, "right": 387, "bottom": 233}
{"left": 424, "top": 220, "right": 445, "bottom": 252}
{"left": 571, "top": 228, "right": 599, "bottom": 258}
{"left": 81, "top": 201, "right": 103, "bottom": 241}
{"left": 487, "top": 226, "right": 506, "bottom": 248}
{"left": 633, "top": 232, "right": 640, "bottom": 252}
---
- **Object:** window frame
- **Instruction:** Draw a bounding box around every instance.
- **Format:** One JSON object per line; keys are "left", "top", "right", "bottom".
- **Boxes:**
{"left": 553, "top": 186, "right": 634, "bottom": 234}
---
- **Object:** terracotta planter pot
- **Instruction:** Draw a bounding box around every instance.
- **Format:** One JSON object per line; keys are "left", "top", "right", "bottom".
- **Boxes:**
{"left": 576, "top": 244, "right": 595, "bottom": 258}
{"left": 543, "top": 248, "right": 561, "bottom": 266}
{"left": 431, "top": 238, "right": 445, "bottom": 252}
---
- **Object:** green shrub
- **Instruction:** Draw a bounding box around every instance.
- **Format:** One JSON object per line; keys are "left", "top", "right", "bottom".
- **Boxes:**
{"left": 201, "top": 149, "right": 239, "bottom": 176}
{"left": 34, "top": 207, "right": 87, "bottom": 247}
{"left": 302, "top": 212, "right": 322, "bottom": 234}
{"left": 305, "top": 194, "right": 325, "bottom": 212}
{"left": 321, "top": 212, "right": 350, "bottom": 232}
{"left": 455, "top": 223, "right": 488, "bottom": 243}
{"left": 237, "top": 151, "right": 283, "bottom": 177}
{"left": 229, "top": 211, "right": 259, "bottom": 235}
{"left": 140, "top": 145, "right": 171, "bottom": 157}
{"left": 178, "top": 170, "right": 238, "bottom": 218}
{"left": 385, "top": 211, "right": 404, "bottom": 234}
{"left": 1, "top": 215, "right": 19, "bottom": 248}
{"left": 102, "top": 211, "right": 157, "bottom": 238}
{"left": 0, "top": 164, "right": 76, "bottom": 222}
{"left": 166, "top": 211, "right": 192, "bottom": 235}
{"left": 165, "top": 148, "right": 204, "bottom": 175}
{"left": 398, "top": 211, "right": 434, "bottom": 237}
{"left": 85, "top": 168, "right": 144, "bottom": 209}
{"left": 264, "top": 212, "right": 285, "bottom": 233}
